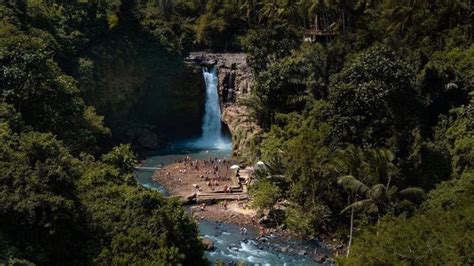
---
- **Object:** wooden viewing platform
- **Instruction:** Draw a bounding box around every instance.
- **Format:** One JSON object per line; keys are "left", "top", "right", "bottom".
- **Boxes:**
{"left": 194, "top": 167, "right": 254, "bottom": 203}
{"left": 196, "top": 192, "right": 248, "bottom": 203}
{"left": 303, "top": 14, "right": 336, "bottom": 43}
{"left": 304, "top": 28, "right": 335, "bottom": 42}
{"left": 135, "top": 166, "right": 162, "bottom": 171}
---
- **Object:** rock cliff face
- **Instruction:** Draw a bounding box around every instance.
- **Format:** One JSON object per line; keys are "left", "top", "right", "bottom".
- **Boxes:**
{"left": 187, "top": 52, "right": 261, "bottom": 160}
{"left": 77, "top": 35, "right": 205, "bottom": 150}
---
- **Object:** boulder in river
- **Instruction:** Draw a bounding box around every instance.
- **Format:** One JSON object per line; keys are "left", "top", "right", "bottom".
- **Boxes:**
{"left": 228, "top": 244, "right": 240, "bottom": 251}
{"left": 313, "top": 253, "right": 328, "bottom": 263}
{"left": 180, "top": 193, "right": 197, "bottom": 205}
{"left": 186, "top": 192, "right": 197, "bottom": 200}
{"left": 258, "top": 215, "right": 276, "bottom": 228}
{"left": 202, "top": 238, "right": 215, "bottom": 251}
{"left": 258, "top": 216, "right": 269, "bottom": 224}
{"left": 298, "top": 250, "right": 308, "bottom": 256}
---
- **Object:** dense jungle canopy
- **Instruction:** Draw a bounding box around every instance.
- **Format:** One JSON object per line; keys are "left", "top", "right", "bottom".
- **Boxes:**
{"left": 1, "top": 0, "right": 473, "bottom": 265}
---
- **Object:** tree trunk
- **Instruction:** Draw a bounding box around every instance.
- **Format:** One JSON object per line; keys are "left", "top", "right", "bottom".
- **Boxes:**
{"left": 376, "top": 217, "right": 380, "bottom": 236}
{"left": 342, "top": 11, "right": 346, "bottom": 36}
{"left": 347, "top": 206, "right": 354, "bottom": 257}
{"left": 315, "top": 13, "right": 318, "bottom": 29}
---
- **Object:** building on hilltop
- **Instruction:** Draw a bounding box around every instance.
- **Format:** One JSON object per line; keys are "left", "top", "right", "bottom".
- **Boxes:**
{"left": 304, "top": 14, "right": 336, "bottom": 42}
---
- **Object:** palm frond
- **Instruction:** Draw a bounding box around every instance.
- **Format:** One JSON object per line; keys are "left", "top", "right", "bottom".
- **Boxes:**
{"left": 340, "top": 199, "right": 377, "bottom": 214}
{"left": 337, "top": 175, "right": 369, "bottom": 196}
{"left": 398, "top": 187, "right": 426, "bottom": 202}
{"left": 368, "top": 183, "right": 385, "bottom": 199}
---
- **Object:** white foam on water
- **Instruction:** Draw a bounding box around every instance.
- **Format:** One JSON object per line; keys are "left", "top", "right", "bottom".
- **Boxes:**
{"left": 202, "top": 234, "right": 224, "bottom": 244}
{"left": 139, "top": 183, "right": 167, "bottom": 194}
{"left": 187, "top": 66, "right": 232, "bottom": 150}
{"left": 219, "top": 241, "right": 281, "bottom": 264}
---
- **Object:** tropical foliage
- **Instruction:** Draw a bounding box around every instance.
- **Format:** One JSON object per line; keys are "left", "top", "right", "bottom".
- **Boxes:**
{"left": 1, "top": 0, "right": 473, "bottom": 264}
{"left": 0, "top": 109, "right": 205, "bottom": 265}
{"left": 0, "top": 1, "right": 209, "bottom": 264}
{"left": 238, "top": 0, "right": 473, "bottom": 263}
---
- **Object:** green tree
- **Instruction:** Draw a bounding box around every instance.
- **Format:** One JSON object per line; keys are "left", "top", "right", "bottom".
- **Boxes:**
{"left": 253, "top": 57, "right": 310, "bottom": 127}
{"left": 335, "top": 147, "right": 425, "bottom": 255}
{"left": 0, "top": 33, "right": 109, "bottom": 153}
{"left": 80, "top": 184, "right": 205, "bottom": 265}
{"left": 78, "top": 146, "right": 205, "bottom": 265}
{"left": 338, "top": 171, "right": 474, "bottom": 265}
{"left": 242, "top": 22, "right": 301, "bottom": 75}
{"left": 0, "top": 131, "right": 88, "bottom": 265}
{"left": 326, "top": 45, "right": 420, "bottom": 154}
{"left": 281, "top": 107, "right": 337, "bottom": 236}
{"left": 101, "top": 144, "right": 137, "bottom": 175}
{"left": 250, "top": 178, "right": 281, "bottom": 211}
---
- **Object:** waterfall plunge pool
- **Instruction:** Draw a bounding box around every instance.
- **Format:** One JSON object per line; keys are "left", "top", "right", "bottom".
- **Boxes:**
{"left": 134, "top": 64, "right": 329, "bottom": 265}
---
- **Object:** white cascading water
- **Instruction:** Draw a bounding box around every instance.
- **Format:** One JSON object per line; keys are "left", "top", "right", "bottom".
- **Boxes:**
{"left": 191, "top": 65, "right": 230, "bottom": 149}
{"left": 202, "top": 66, "right": 222, "bottom": 142}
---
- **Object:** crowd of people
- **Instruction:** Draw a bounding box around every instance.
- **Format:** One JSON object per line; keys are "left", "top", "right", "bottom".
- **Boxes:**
{"left": 156, "top": 156, "right": 263, "bottom": 237}
{"left": 174, "top": 155, "right": 234, "bottom": 193}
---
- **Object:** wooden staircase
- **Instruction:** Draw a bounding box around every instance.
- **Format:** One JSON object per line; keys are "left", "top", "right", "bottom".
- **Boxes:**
{"left": 195, "top": 167, "right": 253, "bottom": 203}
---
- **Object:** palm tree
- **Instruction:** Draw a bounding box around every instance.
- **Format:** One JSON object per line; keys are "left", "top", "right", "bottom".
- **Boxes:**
{"left": 382, "top": 0, "right": 432, "bottom": 34}
{"left": 253, "top": 153, "right": 288, "bottom": 190}
{"left": 296, "top": 0, "right": 313, "bottom": 27}
{"left": 155, "top": 0, "right": 175, "bottom": 19}
{"left": 337, "top": 175, "right": 387, "bottom": 252}
{"left": 337, "top": 174, "right": 425, "bottom": 255}
{"left": 278, "top": 0, "right": 304, "bottom": 25}
{"left": 333, "top": 145, "right": 374, "bottom": 257}
{"left": 335, "top": 146, "right": 425, "bottom": 256}
{"left": 257, "top": 0, "right": 283, "bottom": 23}
{"left": 240, "top": 0, "right": 261, "bottom": 26}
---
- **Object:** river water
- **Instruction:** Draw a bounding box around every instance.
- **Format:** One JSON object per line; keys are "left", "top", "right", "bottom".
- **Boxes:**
{"left": 134, "top": 64, "right": 330, "bottom": 264}
{"left": 135, "top": 146, "right": 329, "bottom": 265}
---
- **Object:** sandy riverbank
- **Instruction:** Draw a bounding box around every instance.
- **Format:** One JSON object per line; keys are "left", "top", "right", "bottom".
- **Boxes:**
{"left": 190, "top": 201, "right": 257, "bottom": 227}
{"left": 152, "top": 156, "right": 257, "bottom": 225}
{"left": 151, "top": 155, "right": 346, "bottom": 259}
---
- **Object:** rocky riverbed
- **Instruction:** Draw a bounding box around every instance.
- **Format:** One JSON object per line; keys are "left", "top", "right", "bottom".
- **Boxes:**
{"left": 136, "top": 148, "right": 338, "bottom": 264}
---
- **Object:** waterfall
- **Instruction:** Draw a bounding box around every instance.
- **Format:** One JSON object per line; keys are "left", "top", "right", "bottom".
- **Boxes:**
{"left": 202, "top": 66, "right": 222, "bottom": 143}
{"left": 189, "top": 65, "right": 230, "bottom": 150}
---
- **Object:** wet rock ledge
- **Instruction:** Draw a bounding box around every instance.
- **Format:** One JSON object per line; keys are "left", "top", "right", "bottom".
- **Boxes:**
{"left": 186, "top": 52, "right": 261, "bottom": 160}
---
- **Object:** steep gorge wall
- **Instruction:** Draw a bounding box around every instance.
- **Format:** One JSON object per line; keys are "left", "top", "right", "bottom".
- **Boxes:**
{"left": 75, "top": 33, "right": 205, "bottom": 149}
{"left": 187, "top": 53, "right": 261, "bottom": 160}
